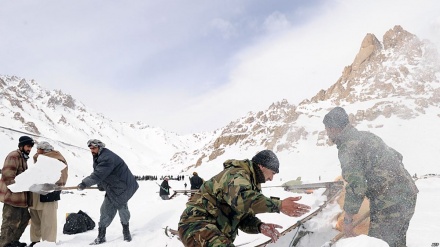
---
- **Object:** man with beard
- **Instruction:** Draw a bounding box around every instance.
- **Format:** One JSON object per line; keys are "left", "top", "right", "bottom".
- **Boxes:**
{"left": 323, "top": 107, "right": 418, "bottom": 247}
{"left": 77, "top": 139, "right": 139, "bottom": 245}
{"left": 178, "top": 150, "right": 311, "bottom": 246}
{"left": 0, "top": 136, "right": 35, "bottom": 247}
{"left": 29, "top": 141, "right": 68, "bottom": 246}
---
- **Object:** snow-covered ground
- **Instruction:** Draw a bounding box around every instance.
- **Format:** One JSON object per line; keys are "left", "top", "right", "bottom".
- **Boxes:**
{"left": 3, "top": 174, "right": 439, "bottom": 246}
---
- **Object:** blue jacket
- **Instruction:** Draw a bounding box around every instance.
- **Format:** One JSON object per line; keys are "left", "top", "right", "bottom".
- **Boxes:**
{"left": 82, "top": 148, "right": 139, "bottom": 207}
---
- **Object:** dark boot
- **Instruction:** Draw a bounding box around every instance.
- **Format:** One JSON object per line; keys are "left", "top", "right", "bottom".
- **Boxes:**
{"left": 5, "top": 241, "right": 27, "bottom": 247}
{"left": 90, "top": 227, "right": 106, "bottom": 245}
{"left": 122, "top": 223, "right": 132, "bottom": 242}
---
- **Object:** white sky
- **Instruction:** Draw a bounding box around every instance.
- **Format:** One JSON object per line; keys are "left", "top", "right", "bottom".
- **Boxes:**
{"left": 1, "top": 0, "right": 440, "bottom": 134}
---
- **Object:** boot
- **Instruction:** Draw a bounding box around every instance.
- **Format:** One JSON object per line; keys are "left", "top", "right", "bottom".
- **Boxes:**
{"left": 90, "top": 227, "right": 106, "bottom": 245}
{"left": 122, "top": 223, "right": 132, "bottom": 242}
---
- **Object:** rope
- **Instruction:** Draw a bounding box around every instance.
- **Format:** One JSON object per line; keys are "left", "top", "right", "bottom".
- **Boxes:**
{"left": 0, "top": 125, "right": 87, "bottom": 150}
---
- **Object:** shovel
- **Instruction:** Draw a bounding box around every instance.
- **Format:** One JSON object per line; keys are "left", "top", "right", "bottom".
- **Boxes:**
{"left": 29, "top": 183, "right": 99, "bottom": 195}
{"left": 321, "top": 211, "right": 370, "bottom": 247}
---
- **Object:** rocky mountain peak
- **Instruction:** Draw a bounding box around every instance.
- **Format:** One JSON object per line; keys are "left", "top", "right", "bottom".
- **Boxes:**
{"left": 171, "top": 25, "right": 440, "bottom": 171}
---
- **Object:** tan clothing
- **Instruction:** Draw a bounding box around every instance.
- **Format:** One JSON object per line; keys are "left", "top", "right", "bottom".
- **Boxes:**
{"left": 30, "top": 202, "right": 58, "bottom": 242}
{"left": 30, "top": 150, "right": 68, "bottom": 243}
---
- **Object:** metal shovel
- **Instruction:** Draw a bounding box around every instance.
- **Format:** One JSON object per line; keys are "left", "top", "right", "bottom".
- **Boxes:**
{"left": 29, "top": 183, "right": 99, "bottom": 195}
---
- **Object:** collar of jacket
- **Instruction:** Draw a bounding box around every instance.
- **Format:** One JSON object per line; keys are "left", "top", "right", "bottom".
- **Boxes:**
{"left": 222, "top": 159, "right": 261, "bottom": 191}
{"left": 335, "top": 125, "right": 357, "bottom": 148}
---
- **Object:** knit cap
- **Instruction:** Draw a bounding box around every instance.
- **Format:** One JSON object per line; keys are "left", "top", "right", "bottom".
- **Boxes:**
{"left": 323, "top": 107, "right": 350, "bottom": 128}
{"left": 251, "top": 150, "right": 279, "bottom": 173}
{"left": 18, "top": 136, "right": 34, "bottom": 147}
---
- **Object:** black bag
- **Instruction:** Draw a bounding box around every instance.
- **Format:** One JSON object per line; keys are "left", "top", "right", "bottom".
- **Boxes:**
{"left": 63, "top": 210, "right": 95, "bottom": 234}
{"left": 40, "top": 191, "right": 61, "bottom": 202}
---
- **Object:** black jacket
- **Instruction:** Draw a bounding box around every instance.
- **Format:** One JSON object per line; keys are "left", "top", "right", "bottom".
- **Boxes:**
{"left": 82, "top": 148, "right": 139, "bottom": 207}
{"left": 190, "top": 175, "right": 203, "bottom": 190}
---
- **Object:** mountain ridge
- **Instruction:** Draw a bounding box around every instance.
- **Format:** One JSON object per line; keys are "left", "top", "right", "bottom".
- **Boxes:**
{"left": 1, "top": 25, "right": 439, "bottom": 179}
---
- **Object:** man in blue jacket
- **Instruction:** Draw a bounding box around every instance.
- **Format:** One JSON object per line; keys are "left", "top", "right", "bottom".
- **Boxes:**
{"left": 78, "top": 139, "right": 139, "bottom": 245}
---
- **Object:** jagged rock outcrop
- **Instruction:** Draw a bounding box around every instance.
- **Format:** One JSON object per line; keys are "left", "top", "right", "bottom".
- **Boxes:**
{"left": 307, "top": 25, "right": 440, "bottom": 122}
{"left": 173, "top": 25, "right": 440, "bottom": 170}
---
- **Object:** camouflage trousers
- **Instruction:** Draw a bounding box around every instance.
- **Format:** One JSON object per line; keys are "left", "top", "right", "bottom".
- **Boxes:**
{"left": 369, "top": 194, "right": 417, "bottom": 247}
{"left": 0, "top": 204, "right": 30, "bottom": 247}
{"left": 178, "top": 222, "right": 235, "bottom": 247}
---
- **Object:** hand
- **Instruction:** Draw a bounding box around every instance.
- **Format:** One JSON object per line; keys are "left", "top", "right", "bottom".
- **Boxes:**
{"left": 280, "top": 196, "right": 311, "bottom": 217}
{"left": 343, "top": 214, "right": 356, "bottom": 237}
{"left": 259, "top": 223, "right": 282, "bottom": 243}
{"left": 77, "top": 183, "right": 86, "bottom": 191}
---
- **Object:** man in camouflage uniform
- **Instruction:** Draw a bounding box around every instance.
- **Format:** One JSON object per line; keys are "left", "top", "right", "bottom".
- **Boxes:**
{"left": 323, "top": 107, "right": 418, "bottom": 247}
{"left": 178, "top": 150, "right": 311, "bottom": 247}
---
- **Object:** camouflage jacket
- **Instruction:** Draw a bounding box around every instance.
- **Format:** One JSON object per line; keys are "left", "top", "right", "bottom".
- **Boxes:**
{"left": 335, "top": 126, "right": 418, "bottom": 214}
{"left": 179, "top": 159, "right": 281, "bottom": 241}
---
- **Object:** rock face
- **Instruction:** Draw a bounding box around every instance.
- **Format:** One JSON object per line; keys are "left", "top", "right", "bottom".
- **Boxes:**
{"left": 173, "top": 25, "right": 440, "bottom": 170}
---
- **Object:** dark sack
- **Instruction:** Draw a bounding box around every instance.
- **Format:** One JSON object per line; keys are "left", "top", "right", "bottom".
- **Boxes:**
{"left": 40, "top": 190, "right": 61, "bottom": 202}
{"left": 63, "top": 210, "right": 95, "bottom": 234}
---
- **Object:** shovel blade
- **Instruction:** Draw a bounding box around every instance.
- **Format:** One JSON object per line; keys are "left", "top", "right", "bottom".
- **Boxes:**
{"left": 29, "top": 183, "right": 60, "bottom": 195}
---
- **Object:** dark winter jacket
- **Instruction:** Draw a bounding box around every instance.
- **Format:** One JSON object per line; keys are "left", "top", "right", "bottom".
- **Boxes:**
{"left": 159, "top": 180, "right": 170, "bottom": 196}
{"left": 335, "top": 125, "right": 418, "bottom": 215}
{"left": 189, "top": 175, "right": 203, "bottom": 190}
{"left": 82, "top": 148, "right": 139, "bottom": 207}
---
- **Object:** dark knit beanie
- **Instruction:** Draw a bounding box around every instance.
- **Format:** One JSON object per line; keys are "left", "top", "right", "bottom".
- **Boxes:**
{"left": 18, "top": 136, "right": 34, "bottom": 147}
{"left": 251, "top": 150, "right": 279, "bottom": 173}
{"left": 323, "top": 107, "right": 349, "bottom": 128}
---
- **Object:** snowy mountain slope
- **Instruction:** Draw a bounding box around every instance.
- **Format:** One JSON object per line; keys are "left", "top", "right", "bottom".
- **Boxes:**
{"left": 171, "top": 25, "right": 440, "bottom": 181}
{"left": 1, "top": 25, "right": 439, "bottom": 182}
{"left": 0, "top": 75, "right": 210, "bottom": 180}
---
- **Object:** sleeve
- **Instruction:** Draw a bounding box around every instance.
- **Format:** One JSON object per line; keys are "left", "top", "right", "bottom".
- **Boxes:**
{"left": 224, "top": 171, "right": 281, "bottom": 218}
{"left": 2, "top": 153, "right": 21, "bottom": 185}
{"left": 82, "top": 155, "right": 114, "bottom": 187}
{"left": 339, "top": 147, "right": 367, "bottom": 214}
{"left": 238, "top": 215, "right": 262, "bottom": 234}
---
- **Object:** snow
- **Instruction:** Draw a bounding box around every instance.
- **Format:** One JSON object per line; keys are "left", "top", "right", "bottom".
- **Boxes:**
{"left": 2, "top": 153, "right": 439, "bottom": 246}
{"left": 8, "top": 156, "right": 66, "bottom": 193}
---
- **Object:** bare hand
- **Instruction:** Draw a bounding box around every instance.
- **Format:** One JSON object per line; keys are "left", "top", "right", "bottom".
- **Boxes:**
{"left": 260, "top": 223, "right": 282, "bottom": 243}
{"left": 280, "top": 196, "right": 311, "bottom": 217}
{"left": 343, "top": 214, "right": 356, "bottom": 237}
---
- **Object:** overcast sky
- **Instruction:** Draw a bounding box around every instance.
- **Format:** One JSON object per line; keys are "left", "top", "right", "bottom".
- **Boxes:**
{"left": 1, "top": 0, "right": 439, "bottom": 134}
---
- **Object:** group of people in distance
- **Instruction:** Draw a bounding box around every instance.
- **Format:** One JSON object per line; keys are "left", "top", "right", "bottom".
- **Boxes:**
{"left": 159, "top": 171, "right": 204, "bottom": 200}
{"left": 0, "top": 138, "right": 138, "bottom": 246}
{"left": 0, "top": 107, "right": 418, "bottom": 247}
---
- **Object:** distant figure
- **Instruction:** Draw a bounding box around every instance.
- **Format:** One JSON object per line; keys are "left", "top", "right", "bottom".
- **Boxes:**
{"left": 0, "top": 136, "right": 34, "bottom": 247}
{"left": 323, "top": 107, "right": 418, "bottom": 246}
{"left": 77, "top": 139, "right": 138, "bottom": 244}
{"left": 178, "top": 150, "right": 311, "bottom": 246}
{"left": 189, "top": 172, "right": 203, "bottom": 195}
{"left": 159, "top": 177, "right": 171, "bottom": 200}
{"left": 30, "top": 141, "right": 68, "bottom": 245}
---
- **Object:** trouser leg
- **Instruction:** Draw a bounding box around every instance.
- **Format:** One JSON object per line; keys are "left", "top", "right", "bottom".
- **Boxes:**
{"left": 0, "top": 204, "right": 30, "bottom": 246}
{"left": 98, "top": 197, "right": 117, "bottom": 228}
{"left": 178, "top": 221, "right": 234, "bottom": 247}
{"left": 369, "top": 195, "right": 417, "bottom": 247}
{"left": 117, "top": 203, "right": 130, "bottom": 225}
{"left": 40, "top": 202, "right": 58, "bottom": 242}
{"left": 29, "top": 209, "right": 42, "bottom": 242}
